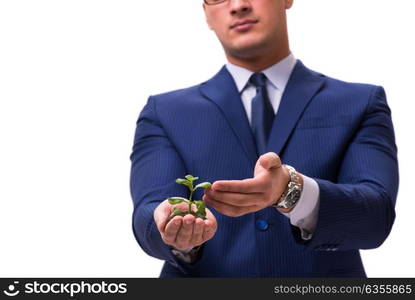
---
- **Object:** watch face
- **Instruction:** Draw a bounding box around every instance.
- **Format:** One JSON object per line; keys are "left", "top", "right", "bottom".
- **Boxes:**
{"left": 286, "top": 187, "right": 301, "bottom": 207}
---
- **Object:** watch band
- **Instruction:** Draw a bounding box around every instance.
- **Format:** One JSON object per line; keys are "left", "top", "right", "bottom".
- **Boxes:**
{"left": 273, "top": 165, "right": 302, "bottom": 210}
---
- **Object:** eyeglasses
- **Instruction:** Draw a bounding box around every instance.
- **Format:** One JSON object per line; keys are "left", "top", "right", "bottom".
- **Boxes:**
{"left": 204, "top": 0, "right": 228, "bottom": 5}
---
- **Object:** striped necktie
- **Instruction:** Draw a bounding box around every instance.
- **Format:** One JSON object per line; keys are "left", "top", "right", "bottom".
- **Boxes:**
{"left": 249, "top": 72, "right": 274, "bottom": 156}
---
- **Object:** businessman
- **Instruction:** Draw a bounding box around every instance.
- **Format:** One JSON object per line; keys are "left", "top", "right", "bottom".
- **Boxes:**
{"left": 130, "top": 0, "right": 399, "bottom": 277}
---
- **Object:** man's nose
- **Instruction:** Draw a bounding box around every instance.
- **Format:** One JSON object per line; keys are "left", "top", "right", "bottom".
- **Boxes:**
{"left": 230, "top": 0, "right": 252, "bottom": 16}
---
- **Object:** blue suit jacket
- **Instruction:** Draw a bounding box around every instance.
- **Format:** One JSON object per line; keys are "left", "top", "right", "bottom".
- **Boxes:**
{"left": 130, "top": 60, "right": 398, "bottom": 277}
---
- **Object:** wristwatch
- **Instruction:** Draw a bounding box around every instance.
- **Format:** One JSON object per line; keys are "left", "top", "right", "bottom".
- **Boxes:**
{"left": 273, "top": 165, "right": 302, "bottom": 210}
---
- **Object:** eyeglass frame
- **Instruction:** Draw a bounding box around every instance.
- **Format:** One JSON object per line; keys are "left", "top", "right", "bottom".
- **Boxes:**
{"left": 203, "top": 0, "right": 229, "bottom": 6}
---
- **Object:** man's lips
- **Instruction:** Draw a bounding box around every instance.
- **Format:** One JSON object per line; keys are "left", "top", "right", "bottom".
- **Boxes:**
{"left": 230, "top": 19, "right": 258, "bottom": 31}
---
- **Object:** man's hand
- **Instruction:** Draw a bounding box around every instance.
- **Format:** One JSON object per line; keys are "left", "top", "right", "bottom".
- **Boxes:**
{"left": 154, "top": 199, "right": 217, "bottom": 251}
{"left": 203, "top": 152, "right": 291, "bottom": 217}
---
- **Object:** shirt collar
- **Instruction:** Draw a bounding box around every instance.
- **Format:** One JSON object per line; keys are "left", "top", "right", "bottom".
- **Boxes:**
{"left": 226, "top": 53, "right": 297, "bottom": 93}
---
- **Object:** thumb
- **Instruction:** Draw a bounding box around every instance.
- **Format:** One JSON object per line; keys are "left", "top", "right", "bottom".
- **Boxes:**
{"left": 258, "top": 152, "right": 281, "bottom": 170}
{"left": 154, "top": 200, "right": 171, "bottom": 233}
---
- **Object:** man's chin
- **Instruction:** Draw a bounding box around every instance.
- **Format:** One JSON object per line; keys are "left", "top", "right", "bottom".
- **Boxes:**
{"left": 225, "top": 42, "right": 268, "bottom": 60}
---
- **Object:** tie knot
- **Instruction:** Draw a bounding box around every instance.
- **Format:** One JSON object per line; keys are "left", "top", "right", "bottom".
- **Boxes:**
{"left": 249, "top": 72, "right": 267, "bottom": 88}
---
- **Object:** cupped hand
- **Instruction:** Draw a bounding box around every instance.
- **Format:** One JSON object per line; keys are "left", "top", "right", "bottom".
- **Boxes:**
{"left": 154, "top": 199, "right": 217, "bottom": 251}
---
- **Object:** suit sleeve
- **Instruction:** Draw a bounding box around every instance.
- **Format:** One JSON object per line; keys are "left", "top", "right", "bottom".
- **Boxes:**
{"left": 291, "top": 86, "right": 399, "bottom": 251}
{"left": 129, "top": 96, "right": 199, "bottom": 272}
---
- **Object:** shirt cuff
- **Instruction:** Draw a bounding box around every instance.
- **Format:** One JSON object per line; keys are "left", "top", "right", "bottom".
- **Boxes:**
{"left": 170, "top": 246, "right": 202, "bottom": 264}
{"left": 281, "top": 175, "right": 320, "bottom": 240}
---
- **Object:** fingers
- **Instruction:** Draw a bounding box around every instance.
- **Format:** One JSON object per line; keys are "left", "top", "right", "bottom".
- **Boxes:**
{"left": 161, "top": 214, "right": 217, "bottom": 250}
{"left": 202, "top": 218, "right": 216, "bottom": 241}
{"left": 212, "top": 153, "right": 282, "bottom": 193}
{"left": 154, "top": 200, "right": 191, "bottom": 233}
{"left": 156, "top": 199, "right": 218, "bottom": 250}
{"left": 154, "top": 200, "right": 173, "bottom": 233}
{"left": 162, "top": 216, "right": 182, "bottom": 245}
{"left": 204, "top": 188, "right": 261, "bottom": 207}
{"left": 212, "top": 178, "right": 266, "bottom": 193}
{"left": 204, "top": 195, "right": 257, "bottom": 217}
{"left": 189, "top": 217, "right": 205, "bottom": 246}
{"left": 175, "top": 214, "right": 195, "bottom": 248}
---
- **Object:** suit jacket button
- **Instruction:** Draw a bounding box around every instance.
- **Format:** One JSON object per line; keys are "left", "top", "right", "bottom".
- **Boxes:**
{"left": 256, "top": 219, "right": 269, "bottom": 231}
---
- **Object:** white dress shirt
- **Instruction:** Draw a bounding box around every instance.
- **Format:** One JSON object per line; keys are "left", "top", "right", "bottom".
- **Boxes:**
{"left": 226, "top": 53, "right": 320, "bottom": 240}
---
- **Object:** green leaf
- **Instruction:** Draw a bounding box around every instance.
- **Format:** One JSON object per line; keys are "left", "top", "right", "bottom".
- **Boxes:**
{"left": 194, "top": 200, "right": 205, "bottom": 208}
{"left": 172, "top": 207, "right": 185, "bottom": 216}
{"left": 195, "top": 212, "right": 206, "bottom": 219}
{"left": 167, "top": 197, "right": 187, "bottom": 205}
{"left": 194, "top": 200, "right": 206, "bottom": 218}
{"left": 175, "top": 178, "right": 192, "bottom": 190}
{"left": 185, "top": 174, "right": 199, "bottom": 182}
{"left": 175, "top": 178, "right": 188, "bottom": 184}
{"left": 194, "top": 182, "right": 212, "bottom": 190}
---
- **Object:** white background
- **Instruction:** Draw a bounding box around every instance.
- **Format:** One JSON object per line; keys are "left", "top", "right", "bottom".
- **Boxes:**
{"left": 0, "top": 0, "right": 414, "bottom": 277}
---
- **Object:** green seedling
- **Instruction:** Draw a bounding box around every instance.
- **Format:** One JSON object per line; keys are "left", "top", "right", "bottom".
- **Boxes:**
{"left": 167, "top": 174, "right": 212, "bottom": 221}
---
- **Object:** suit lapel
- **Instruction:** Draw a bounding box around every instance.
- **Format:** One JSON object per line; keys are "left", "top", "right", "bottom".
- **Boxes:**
{"left": 199, "top": 60, "right": 326, "bottom": 166}
{"left": 267, "top": 60, "right": 325, "bottom": 155}
{"left": 199, "top": 66, "right": 259, "bottom": 166}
